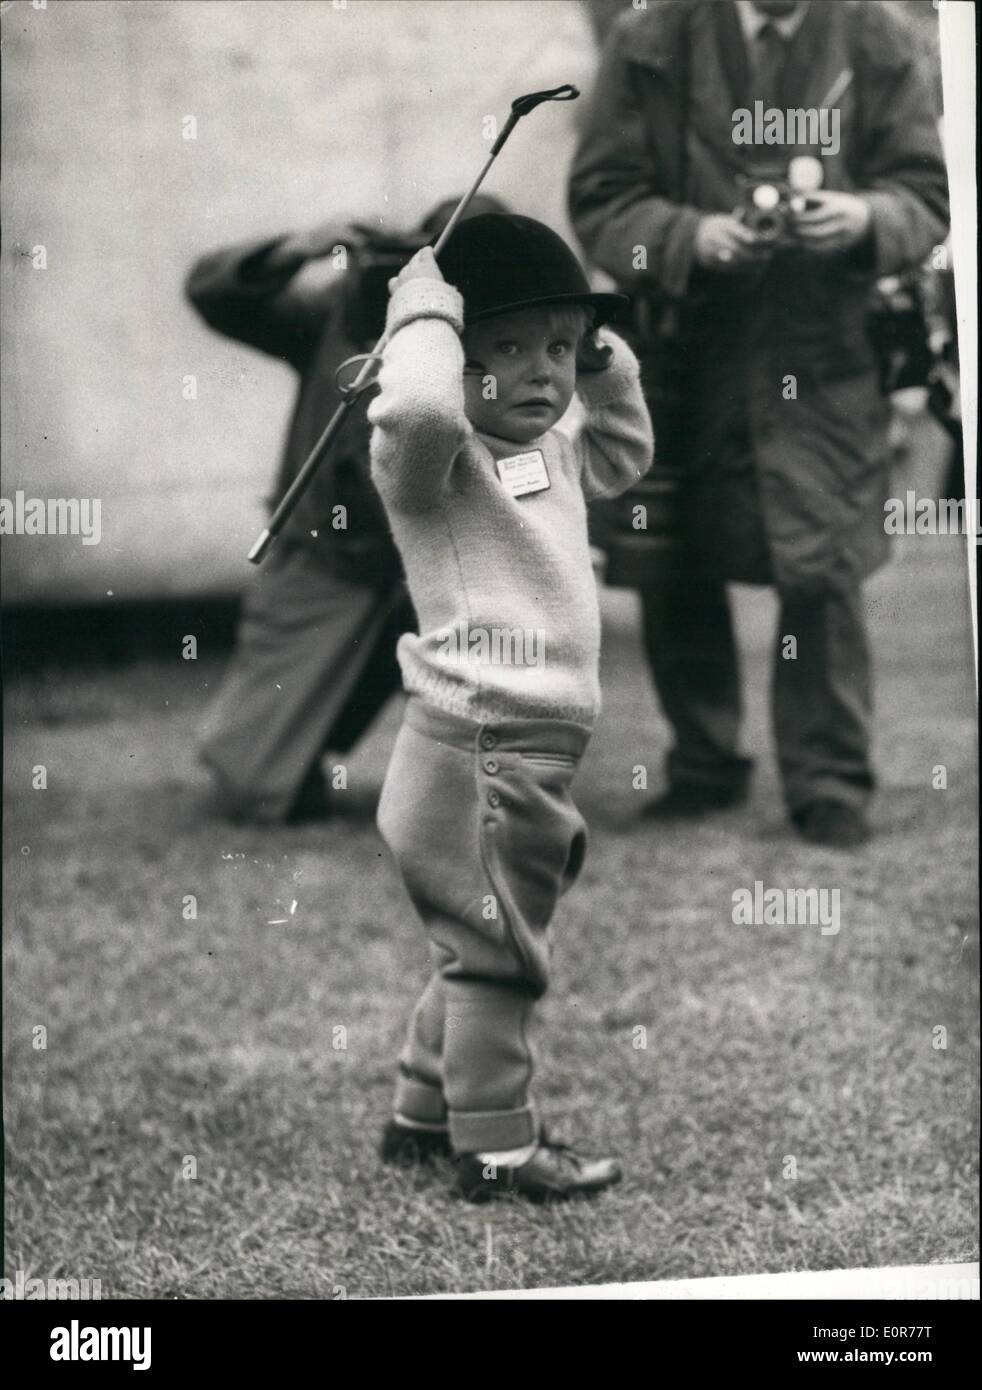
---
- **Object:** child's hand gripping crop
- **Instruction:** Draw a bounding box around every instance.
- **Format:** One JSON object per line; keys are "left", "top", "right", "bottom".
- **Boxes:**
{"left": 389, "top": 246, "right": 445, "bottom": 294}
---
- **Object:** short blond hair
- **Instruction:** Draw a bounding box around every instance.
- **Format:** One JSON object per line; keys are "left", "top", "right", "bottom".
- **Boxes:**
{"left": 462, "top": 302, "right": 592, "bottom": 350}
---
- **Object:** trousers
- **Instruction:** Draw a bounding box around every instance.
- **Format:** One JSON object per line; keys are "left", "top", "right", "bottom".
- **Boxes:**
{"left": 198, "top": 544, "right": 410, "bottom": 822}
{"left": 639, "top": 575, "right": 874, "bottom": 812}
{"left": 377, "top": 696, "right": 591, "bottom": 1153}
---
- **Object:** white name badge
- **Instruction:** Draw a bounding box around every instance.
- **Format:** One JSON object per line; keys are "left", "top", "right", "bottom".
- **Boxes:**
{"left": 494, "top": 449, "right": 551, "bottom": 498}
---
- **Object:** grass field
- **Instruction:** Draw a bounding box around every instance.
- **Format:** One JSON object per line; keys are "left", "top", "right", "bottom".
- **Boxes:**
{"left": 3, "top": 531, "right": 978, "bottom": 1298}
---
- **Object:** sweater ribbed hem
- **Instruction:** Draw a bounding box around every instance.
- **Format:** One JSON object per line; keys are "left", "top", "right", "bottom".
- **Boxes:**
{"left": 399, "top": 651, "right": 600, "bottom": 728}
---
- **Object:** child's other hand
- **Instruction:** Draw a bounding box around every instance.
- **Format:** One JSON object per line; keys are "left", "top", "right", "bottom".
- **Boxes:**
{"left": 576, "top": 329, "right": 614, "bottom": 374}
{"left": 389, "top": 246, "right": 445, "bottom": 295}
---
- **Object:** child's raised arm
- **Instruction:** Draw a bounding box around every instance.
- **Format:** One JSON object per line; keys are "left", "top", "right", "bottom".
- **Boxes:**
{"left": 369, "top": 248, "right": 471, "bottom": 513}
{"left": 568, "top": 328, "right": 654, "bottom": 501}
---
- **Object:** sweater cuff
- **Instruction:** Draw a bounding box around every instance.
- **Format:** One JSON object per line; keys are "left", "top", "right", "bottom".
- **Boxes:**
{"left": 386, "top": 278, "right": 464, "bottom": 339}
{"left": 575, "top": 329, "right": 642, "bottom": 410}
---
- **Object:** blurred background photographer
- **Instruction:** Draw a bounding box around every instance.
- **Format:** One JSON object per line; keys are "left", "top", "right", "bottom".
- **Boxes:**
{"left": 569, "top": 0, "right": 950, "bottom": 847}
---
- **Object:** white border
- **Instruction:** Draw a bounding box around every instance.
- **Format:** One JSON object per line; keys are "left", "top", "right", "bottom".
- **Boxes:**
{"left": 408, "top": 1262, "right": 979, "bottom": 1301}
{"left": 939, "top": 0, "right": 978, "bottom": 686}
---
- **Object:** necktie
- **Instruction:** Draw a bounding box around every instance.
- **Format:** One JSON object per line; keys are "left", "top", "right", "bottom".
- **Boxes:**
{"left": 752, "top": 21, "right": 786, "bottom": 112}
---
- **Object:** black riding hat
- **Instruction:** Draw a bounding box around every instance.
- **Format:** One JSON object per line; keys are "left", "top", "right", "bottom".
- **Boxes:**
{"left": 435, "top": 213, "right": 626, "bottom": 327}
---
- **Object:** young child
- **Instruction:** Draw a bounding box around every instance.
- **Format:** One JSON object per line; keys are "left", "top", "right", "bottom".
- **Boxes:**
{"left": 369, "top": 213, "right": 654, "bottom": 1202}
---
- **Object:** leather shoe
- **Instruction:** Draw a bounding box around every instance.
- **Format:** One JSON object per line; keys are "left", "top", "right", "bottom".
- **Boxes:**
{"left": 643, "top": 783, "right": 747, "bottom": 819}
{"left": 792, "top": 800, "right": 871, "bottom": 848}
{"left": 456, "top": 1139, "right": 621, "bottom": 1204}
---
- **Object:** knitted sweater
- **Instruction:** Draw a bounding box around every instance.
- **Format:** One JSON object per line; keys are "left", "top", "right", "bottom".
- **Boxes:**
{"left": 368, "top": 277, "right": 654, "bottom": 725}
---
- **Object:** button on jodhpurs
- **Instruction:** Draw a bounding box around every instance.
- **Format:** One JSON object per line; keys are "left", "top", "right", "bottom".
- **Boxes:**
{"left": 377, "top": 696, "right": 591, "bottom": 1153}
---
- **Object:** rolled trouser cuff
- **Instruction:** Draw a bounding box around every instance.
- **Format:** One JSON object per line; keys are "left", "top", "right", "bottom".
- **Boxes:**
{"left": 449, "top": 1105, "right": 537, "bottom": 1154}
{"left": 393, "top": 1071, "right": 448, "bottom": 1125}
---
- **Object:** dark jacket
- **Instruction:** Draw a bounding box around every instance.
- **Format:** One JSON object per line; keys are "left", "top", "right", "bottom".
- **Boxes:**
{"left": 186, "top": 237, "right": 401, "bottom": 585}
{"left": 568, "top": 0, "right": 949, "bottom": 592}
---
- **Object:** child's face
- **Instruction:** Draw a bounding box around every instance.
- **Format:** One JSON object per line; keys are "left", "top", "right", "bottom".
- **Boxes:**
{"left": 462, "top": 305, "right": 586, "bottom": 444}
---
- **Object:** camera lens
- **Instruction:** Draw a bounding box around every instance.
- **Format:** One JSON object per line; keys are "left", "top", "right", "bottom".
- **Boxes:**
{"left": 752, "top": 184, "right": 782, "bottom": 212}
